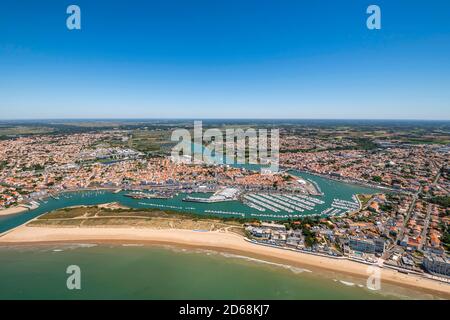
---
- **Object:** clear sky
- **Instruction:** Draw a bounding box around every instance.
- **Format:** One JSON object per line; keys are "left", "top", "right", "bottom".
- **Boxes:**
{"left": 1, "top": 0, "right": 450, "bottom": 120}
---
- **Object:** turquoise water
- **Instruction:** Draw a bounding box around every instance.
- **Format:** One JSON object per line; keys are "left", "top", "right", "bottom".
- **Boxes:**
{"left": 0, "top": 171, "right": 379, "bottom": 233}
{"left": 0, "top": 170, "right": 443, "bottom": 300}
{"left": 0, "top": 244, "right": 437, "bottom": 300}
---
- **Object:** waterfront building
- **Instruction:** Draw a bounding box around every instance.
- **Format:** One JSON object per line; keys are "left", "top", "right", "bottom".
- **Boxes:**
{"left": 423, "top": 254, "right": 450, "bottom": 277}
{"left": 348, "top": 237, "right": 385, "bottom": 254}
{"left": 286, "top": 236, "right": 302, "bottom": 248}
{"left": 260, "top": 222, "right": 286, "bottom": 231}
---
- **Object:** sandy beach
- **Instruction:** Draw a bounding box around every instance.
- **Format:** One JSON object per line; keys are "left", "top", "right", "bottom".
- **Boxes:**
{"left": 0, "top": 225, "right": 449, "bottom": 297}
{"left": 0, "top": 206, "right": 28, "bottom": 217}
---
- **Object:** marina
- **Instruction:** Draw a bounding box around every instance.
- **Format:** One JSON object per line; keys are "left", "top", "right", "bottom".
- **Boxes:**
{"left": 321, "top": 207, "right": 334, "bottom": 215}
{"left": 330, "top": 208, "right": 342, "bottom": 216}
{"left": 0, "top": 170, "right": 380, "bottom": 234}
{"left": 125, "top": 191, "right": 174, "bottom": 200}
{"left": 183, "top": 187, "right": 240, "bottom": 203}
{"left": 331, "top": 198, "right": 360, "bottom": 213}
{"left": 256, "top": 194, "right": 295, "bottom": 213}
{"left": 271, "top": 195, "right": 305, "bottom": 212}
{"left": 243, "top": 194, "right": 281, "bottom": 212}
{"left": 242, "top": 199, "right": 266, "bottom": 212}
{"left": 203, "top": 210, "right": 245, "bottom": 218}
{"left": 283, "top": 195, "right": 315, "bottom": 210}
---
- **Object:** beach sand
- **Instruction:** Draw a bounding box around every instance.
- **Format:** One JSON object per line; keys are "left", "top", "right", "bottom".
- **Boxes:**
{"left": 0, "top": 225, "right": 449, "bottom": 297}
{"left": 0, "top": 206, "right": 28, "bottom": 217}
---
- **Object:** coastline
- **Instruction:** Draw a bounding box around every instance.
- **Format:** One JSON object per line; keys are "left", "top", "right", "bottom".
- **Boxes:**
{"left": 0, "top": 206, "right": 29, "bottom": 217}
{"left": 1, "top": 225, "right": 449, "bottom": 298}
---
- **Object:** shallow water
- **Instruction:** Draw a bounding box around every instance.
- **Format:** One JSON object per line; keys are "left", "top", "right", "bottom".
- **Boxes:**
{"left": 0, "top": 244, "right": 441, "bottom": 300}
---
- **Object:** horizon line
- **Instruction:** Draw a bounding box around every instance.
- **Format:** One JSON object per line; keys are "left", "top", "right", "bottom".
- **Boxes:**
{"left": 2, "top": 117, "right": 450, "bottom": 122}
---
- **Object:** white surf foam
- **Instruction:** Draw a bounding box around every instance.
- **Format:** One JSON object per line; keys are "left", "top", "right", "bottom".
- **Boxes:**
{"left": 218, "top": 252, "right": 313, "bottom": 274}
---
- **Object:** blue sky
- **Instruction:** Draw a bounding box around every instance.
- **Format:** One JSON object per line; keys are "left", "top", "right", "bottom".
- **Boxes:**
{"left": 1, "top": 0, "right": 450, "bottom": 119}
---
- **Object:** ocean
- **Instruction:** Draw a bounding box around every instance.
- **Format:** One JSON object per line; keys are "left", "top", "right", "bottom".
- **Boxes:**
{"left": 0, "top": 244, "right": 440, "bottom": 300}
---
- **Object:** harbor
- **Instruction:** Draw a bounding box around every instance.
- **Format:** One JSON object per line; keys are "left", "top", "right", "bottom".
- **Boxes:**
{"left": 183, "top": 187, "right": 240, "bottom": 203}
{"left": 0, "top": 170, "right": 379, "bottom": 234}
{"left": 125, "top": 191, "right": 175, "bottom": 200}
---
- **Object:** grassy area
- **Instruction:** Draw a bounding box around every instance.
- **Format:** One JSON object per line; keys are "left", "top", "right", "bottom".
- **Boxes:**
{"left": 99, "top": 129, "right": 173, "bottom": 154}
{"left": 30, "top": 219, "right": 84, "bottom": 227}
{"left": 0, "top": 126, "right": 54, "bottom": 137}
{"left": 30, "top": 206, "right": 245, "bottom": 234}
{"left": 36, "top": 207, "right": 90, "bottom": 219}
{"left": 357, "top": 194, "right": 373, "bottom": 208}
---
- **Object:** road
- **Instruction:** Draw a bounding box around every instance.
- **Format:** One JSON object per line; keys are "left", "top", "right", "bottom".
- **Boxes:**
{"left": 396, "top": 186, "right": 421, "bottom": 245}
{"left": 419, "top": 203, "right": 432, "bottom": 251}
{"left": 417, "top": 167, "right": 442, "bottom": 251}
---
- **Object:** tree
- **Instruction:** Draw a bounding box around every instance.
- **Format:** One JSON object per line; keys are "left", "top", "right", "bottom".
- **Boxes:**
{"left": 430, "top": 196, "right": 450, "bottom": 208}
{"left": 372, "top": 176, "right": 383, "bottom": 183}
